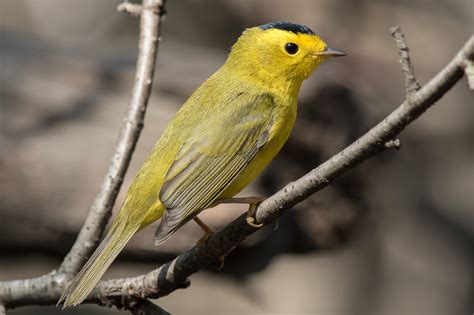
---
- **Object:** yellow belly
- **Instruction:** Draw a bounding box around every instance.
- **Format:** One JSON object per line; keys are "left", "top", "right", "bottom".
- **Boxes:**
{"left": 140, "top": 97, "right": 297, "bottom": 228}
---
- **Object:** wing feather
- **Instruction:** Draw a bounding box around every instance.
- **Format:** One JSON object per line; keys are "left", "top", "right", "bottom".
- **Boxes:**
{"left": 154, "top": 94, "right": 275, "bottom": 244}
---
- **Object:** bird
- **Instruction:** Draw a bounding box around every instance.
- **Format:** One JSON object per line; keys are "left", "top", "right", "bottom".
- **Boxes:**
{"left": 59, "top": 21, "right": 346, "bottom": 307}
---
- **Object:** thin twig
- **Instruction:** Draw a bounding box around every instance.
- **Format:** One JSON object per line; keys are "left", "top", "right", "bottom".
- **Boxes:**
{"left": 0, "top": 0, "right": 167, "bottom": 311}
{"left": 118, "top": 2, "right": 143, "bottom": 17}
{"left": 390, "top": 26, "right": 421, "bottom": 96}
{"left": 463, "top": 59, "right": 474, "bottom": 90}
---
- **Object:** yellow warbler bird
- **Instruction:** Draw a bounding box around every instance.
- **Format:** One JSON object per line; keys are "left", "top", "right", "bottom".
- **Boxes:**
{"left": 59, "top": 21, "right": 345, "bottom": 307}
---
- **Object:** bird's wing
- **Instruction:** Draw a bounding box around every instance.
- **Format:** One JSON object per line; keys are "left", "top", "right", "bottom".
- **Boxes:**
{"left": 154, "top": 93, "right": 275, "bottom": 244}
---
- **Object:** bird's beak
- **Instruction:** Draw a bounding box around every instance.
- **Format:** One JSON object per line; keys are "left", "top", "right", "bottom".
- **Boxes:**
{"left": 312, "top": 47, "right": 347, "bottom": 57}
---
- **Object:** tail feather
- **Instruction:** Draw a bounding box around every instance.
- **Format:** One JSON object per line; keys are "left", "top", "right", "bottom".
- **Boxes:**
{"left": 154, "top": 209, "right": 190, "bottom": 246}
{"left": 58, "top": 220, "right": 140, "bottom": 308}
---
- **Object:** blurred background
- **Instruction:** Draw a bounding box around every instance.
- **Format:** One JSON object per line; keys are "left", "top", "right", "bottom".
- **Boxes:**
{"left": 1, "top": 0, "right": 473, "bottom": 314}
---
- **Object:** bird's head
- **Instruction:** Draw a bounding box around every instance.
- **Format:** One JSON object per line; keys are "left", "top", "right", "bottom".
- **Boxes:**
{"left": 226, "top": 22, "right": 346, "bottom": 93}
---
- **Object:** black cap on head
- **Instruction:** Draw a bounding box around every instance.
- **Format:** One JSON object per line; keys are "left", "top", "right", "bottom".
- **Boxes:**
{"left": 259, "top": 22, "right": 315, "bottom": 35}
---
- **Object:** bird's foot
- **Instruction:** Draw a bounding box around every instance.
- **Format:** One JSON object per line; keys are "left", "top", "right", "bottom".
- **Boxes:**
{"left": 193, "top": 216, "right": 229, "bottom": 269}
{"left": 212, "top": 196, "right": 266, "bottom": 228}
{"left": 245, "top": 198, "right": 265, "bottom": 228}
{"left": 193, "top": 216, "right": 215, "bottom": 249}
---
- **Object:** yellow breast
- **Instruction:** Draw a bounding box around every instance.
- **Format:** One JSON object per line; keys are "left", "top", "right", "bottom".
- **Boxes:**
{"left": 220, "top": 96, "right": 297, "bottom": 198}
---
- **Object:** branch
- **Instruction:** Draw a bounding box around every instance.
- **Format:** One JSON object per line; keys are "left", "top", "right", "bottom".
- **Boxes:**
{"left": 463, "top": 59, "right": 474, "bottom": 90}
{"left": 0, "top": 0, "right": 167, "bottom": 311}
{"left": 390, "top": 25, "right": 421, "bottom": 96}
{"left": 59, "top": 0, "right": 165, "bottom": 278}
{"left": 118, "top": 2, "right": 143, "bottom": 17}
{"left": 73, "top": 33, "right": 472, "bottom": 302}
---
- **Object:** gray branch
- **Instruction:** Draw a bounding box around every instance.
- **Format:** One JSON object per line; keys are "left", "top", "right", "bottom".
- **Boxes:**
{"left": 117, "top": 2, "right": 143, "bottom": 17}
{"left": 390, "top": 26, "right": 421, "bottom": 96}
{"left": 0, "top": 0, "right": 167, "bottom": 312}
{"left": 463, "top": 59, "right": 474, "bottom": 89}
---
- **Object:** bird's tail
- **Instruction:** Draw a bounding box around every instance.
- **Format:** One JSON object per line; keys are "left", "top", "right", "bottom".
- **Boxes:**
{"left": 58, "top": 217, "right": 141, "bottom": 308}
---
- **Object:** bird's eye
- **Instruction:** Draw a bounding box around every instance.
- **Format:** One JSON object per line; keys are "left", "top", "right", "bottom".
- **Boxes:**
{"left": 285, "top": 42, "right": 299, "bottom": 55}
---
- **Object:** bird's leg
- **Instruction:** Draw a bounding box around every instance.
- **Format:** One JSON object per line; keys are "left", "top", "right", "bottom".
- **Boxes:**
{"left": 193, "top": 216, "right": 215, "bottom": 248}
{"left": 193, "top": 216, "right": 226, "bottom": 269}
{"left": 193, "top": 197, "right": 265, "bottom": 269}
{"left": 212, "top": 196, "right": 266, "bottom": 228}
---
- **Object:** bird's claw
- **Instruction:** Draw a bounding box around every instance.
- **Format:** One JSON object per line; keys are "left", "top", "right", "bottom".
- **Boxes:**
{"left": 246, "top": 216, "right": 264, "bottom": 228}
{"left": 246, "top": 201, "right": 264, "bottom": 228}
{"left": 196, "top": 229, "right": 214, "bottom": 249}
{"left": 217, "top": 255, "right": 226, "bottom": 270}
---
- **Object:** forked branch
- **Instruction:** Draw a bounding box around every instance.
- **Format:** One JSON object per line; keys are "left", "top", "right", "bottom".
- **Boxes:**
{"left": 390, "top": 25, "right": 421, "bottom": 95}
{"left": 464, "top": 59, "right": 474, "bottom": 89}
